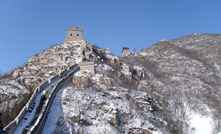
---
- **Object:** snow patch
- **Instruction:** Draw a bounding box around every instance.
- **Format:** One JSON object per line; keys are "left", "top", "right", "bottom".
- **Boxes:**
{"left": 189, "top": 113, "right": 214, "bottom": 134}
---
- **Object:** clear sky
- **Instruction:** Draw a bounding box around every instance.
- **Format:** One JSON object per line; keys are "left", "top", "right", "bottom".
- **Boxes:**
{"left": 0, "top": 0, "right": 220, "bottom": 74}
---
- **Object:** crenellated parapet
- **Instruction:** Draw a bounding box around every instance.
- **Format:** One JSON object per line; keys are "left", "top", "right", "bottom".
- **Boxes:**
{"left": 67, "top": 27, "right": 83, "bottom": 31}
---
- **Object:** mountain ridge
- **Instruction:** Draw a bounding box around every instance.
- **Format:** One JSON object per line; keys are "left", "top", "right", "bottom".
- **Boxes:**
{"left": 0, "top": 33, "right": 221, "bottom": 133}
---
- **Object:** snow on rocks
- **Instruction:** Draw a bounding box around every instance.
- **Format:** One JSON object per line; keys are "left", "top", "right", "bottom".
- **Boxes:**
{"left": 189, "top": 113, "right": 214, "bottom": 134}
{"left": 60, "top": 85, "right": 159, "bottom": 133}
{"left": 120, "top": 63, "right": 132, "bottom": 79}
{"left": 187, "top": 105, "right": 214, "bottom": 134}
{"left": 0, "top": 79, "right": 28, "bottom": 97}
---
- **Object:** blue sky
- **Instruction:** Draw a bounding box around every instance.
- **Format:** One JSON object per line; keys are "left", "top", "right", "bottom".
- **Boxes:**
{"left": 0, "top": 0, "right": 220, "bottom": 73}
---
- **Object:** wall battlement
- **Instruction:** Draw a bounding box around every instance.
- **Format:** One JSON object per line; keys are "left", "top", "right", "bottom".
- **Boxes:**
{"left": 67, "top": 27, "right": 83, "bottom": 31}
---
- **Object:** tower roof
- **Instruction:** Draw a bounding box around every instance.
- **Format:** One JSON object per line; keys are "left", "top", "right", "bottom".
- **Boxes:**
{"left": 123, "top": 47, "right": 129, "bottom": 50}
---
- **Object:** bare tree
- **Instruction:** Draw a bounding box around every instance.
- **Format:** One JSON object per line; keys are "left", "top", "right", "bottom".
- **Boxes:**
{"left": 171, "top": 90, "right": 193, "bottom": 134}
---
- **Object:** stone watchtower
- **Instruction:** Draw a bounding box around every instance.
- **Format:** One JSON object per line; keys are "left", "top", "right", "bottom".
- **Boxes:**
{"left": 160, "top": 38, "right": 167, "bottom": 42}
{"left": 64, "top": 27, "right": 95, "bottom": 75}
{"left": 122, "top": 47, "right": 131, "bottom": 56}
{"left": 65, "top": 27, "right": 83, "bottom": 42}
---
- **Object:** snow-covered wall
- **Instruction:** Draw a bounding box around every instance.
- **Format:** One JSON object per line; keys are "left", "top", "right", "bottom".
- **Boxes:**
{"left": 4, "top": 64, "right": 79, "bottom": 134}
{"left": 30, "top": 65, "right": 79, "bottom": 133}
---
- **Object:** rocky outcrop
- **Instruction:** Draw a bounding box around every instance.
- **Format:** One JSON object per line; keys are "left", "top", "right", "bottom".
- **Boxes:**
{"left": 61, "top": 86, "right": 157, "bottom": 133}
{"left": 120, "top": 63, "right": 132, "bottom": 79}
{"left": 92, "top": 74, "right": 111, "bottom": 89}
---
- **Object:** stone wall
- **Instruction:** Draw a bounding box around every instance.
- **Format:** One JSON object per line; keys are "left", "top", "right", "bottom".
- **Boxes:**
{"left": 4, "top": 64, "right": 79, "bottom": 134}
{"left": 103, "top": 48, "right": 110, "bottom": 54}
{"left": 29, "top": 66, "right": 80, "bottom": 134}
{"left": 160, "top": 38, "right": 167, "bottom": 42}
{"left": 86, "top": 43, "right": 93, "bottom": 52}
{"left": 79, "top": 61, "right": 95, "bottom": 76}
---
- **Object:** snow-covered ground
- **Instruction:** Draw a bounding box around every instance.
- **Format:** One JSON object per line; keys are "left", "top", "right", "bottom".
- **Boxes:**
{"left": 187, "top": 105, "right": 214, "bottom": 134}
{"left": 0, "top": 79, "right": 29, "bottom": 111}
{"left": 13, "top": 78, "right": 63, "bottom": 134}
{"left": 60, "top": 77, "right": 161, "bottom": 134}
{"left": 42, "top": 87, "right": 65, "bottom": 134}
{"left": 14, "top": 91, "right": 42, "bottom": 134}
{"left": 0, "top": 80, "right": 28, "bottom": 96}
{"left": 189, "top": 113, "right": 213, "bottom": 134}
{"left": 2, "top": 34, "right": 221, "bottom": 134}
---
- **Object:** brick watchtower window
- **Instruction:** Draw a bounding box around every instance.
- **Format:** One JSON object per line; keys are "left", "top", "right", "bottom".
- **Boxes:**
{"left": 70, "top": 34, "right": 72, "bottom": 36}
{"left": 77, "top": 34, "right": 79, "bottom": 36}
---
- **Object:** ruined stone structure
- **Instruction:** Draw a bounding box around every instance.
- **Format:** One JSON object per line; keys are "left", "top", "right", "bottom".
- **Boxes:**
{"left": 160, "top": 38, "right": 167, "bottom": 42}
{"left": 103, "top": 48, "right": 110, "bottom": 54}
{"left": 87, "top": 43, "right": 93, "bottom": 52}
{"left": 193, "top": 33, "right": 200, "bottom": 35}
{"left": 79, "top": 61, "right": 95, "bottom": 76}
{"left": 122, "top": 47, "right": 131, "bottom": 56}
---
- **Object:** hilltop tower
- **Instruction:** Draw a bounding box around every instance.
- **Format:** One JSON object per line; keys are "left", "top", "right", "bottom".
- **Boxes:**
{"left": 63, "top": 27, "right": 95, "bottom": 73}
{"left": 65, "top": 27, "right": 83, "bottom": 42}
{"left": 122, "top": 47, "right": 131, "bottom": 56}
{"left": 160, "top": 38, "right": 167, "bottom": 42}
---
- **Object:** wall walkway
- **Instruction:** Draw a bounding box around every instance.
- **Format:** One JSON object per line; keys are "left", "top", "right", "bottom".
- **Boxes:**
{"left": 4, "top": 64, "right": 79, "bottom": 134}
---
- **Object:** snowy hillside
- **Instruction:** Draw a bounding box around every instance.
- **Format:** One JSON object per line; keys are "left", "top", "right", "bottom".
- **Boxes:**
{"left": 1, "top": 33, "right": 221, "bottom": 134}
{"left": 0, "top": 79, "right": 29, "bottom": 111}
{"left": 0, "top": 38, "right": 93, "bottom": 129}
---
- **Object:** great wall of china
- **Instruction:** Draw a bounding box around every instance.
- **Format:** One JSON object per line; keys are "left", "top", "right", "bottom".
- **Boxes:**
{"left": 3, "top": 27, "right": 158, "bottom": 133}
{"left": 4, "top": 27, "right": 88, "bottom": 134}
{"left": 4, "top": 63, "right": 79, "bottom": 134}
